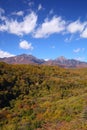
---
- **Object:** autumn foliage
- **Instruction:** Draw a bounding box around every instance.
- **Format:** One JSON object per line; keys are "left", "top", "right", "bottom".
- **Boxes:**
{"left": 0, "top": 62, "right": 87, "bottom": 129}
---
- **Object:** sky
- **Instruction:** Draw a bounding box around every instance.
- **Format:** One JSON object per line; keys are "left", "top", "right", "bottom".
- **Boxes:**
{"left": 0, "top": 0, "right": 87, "bottom": 61}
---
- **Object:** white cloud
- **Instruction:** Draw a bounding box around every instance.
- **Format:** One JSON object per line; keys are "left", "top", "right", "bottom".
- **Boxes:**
{"left": 44, "top": 58, "right": 49, "bottom": 61}
{"left": 19, "top": 40, "right": 33, "bottom": 50}
{"left": 75, "top": 57, "right": 85, "bottom": 61}
{"left": 8, "top": 12, "right": 37, "bottom": 36}
{"left": 80, "top": 28, "right": 87, "bottom": 38}
{"left": 34, "top": 16, "right": 66, "bottom": 38}
{"left": 1, "top": 7, "right": 87, "bottom": 40}
{"left": 0, "top": 8, "right": 5, "bottom": 14}
{"left": 67, "top": 20, "right": 86, "bottom": 33}
{"left": 0, "top": 12, "right": 38, "bottom": 36}
{"left": 0, "top": 50, "right": 15, "bottom": 58}
{"left": 12, "top": 11, "right": 24, "bottom": 16}
{"left": 73, "top": 48, "right": 81, "bottom": 53}
{"left": 0, "top": 15, "right": 6, "bottom": 21}
{"left": 73, "top": 48, "right": 85, "bottom": 53}
{"left": 38, "top": 4, "right": 43, "bottom": 11}
{"left": 0, "top": 24, "right": 8, "bottom": 31}
{"left": 0, "top": 8, "right": 6, "bottom": 21}
{"left": 64, "top": 35, "right": 73, "bottom": 43}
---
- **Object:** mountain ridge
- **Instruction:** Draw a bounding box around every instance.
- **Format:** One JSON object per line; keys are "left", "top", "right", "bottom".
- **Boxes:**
{"left": 0, "top": 54, "right": 87, "bottom": 68}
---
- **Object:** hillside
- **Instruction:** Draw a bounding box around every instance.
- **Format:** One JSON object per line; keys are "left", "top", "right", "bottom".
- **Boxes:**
{"left": 0, "top": 54, "right": 45, "bottom": 65}
{"left": 0, "top": 54, "right": 87, "bottom": 68}
{"left": 0, "top": 62, "right": 87, "bottom": 130}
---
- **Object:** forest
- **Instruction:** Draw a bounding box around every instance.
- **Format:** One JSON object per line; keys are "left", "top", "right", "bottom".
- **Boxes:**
{"left": 0, "top": 62, "right": 87, "bottom": 130}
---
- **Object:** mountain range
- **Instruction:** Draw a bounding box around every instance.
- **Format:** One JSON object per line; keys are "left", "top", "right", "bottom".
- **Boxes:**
{"left": 0, "top": 54, "right": 87, "bottom": 68}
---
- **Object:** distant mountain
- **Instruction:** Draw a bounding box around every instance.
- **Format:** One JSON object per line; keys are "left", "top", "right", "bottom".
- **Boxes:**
{"left": 45, "top": 56, "right": 87, "bottom": 68}
{"left": 0, "top": 54, "right": 87, "bottom": 68}
{"left": 0, "top": 54, "right": 45, "bottom": 64}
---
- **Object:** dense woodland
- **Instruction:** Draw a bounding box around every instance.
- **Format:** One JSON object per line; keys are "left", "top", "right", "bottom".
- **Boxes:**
{"left": 1, "top": 62, "right": 87, "bottom": 129}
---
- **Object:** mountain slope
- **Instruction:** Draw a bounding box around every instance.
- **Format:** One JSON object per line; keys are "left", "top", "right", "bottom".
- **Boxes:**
{"left": 0, "top": 54, "right": 87, "bottom": 68}
{"left": 45, "top": 56, "right": 87, "bottom": 68}
{"left": 0, "top": 62, "right": 87, "bottom": 130}
{"left": 0, "top": 54, "right": 45, "bottom": 64}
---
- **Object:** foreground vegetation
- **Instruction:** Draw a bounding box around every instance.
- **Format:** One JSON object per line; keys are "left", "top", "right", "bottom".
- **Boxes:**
{"left": 1, "top": 62, "right": 87, "bottom": 129}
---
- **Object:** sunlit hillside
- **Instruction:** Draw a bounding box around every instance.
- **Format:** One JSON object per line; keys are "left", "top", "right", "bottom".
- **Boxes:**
{"left": 0, "top": 62, "right": 87, "bottom": 130}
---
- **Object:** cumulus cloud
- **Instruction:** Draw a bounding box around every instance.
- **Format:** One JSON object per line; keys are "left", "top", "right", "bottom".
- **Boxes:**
{"left": 67, "top": 20, "right": 86, "bottom": 33}
{"left": 34, "top": 16, "right": 66, "bottom": 38}
{"left": 8, "top": 12, "right": 37, "bottom": 36}
{"left": 0, "top": 12, "right": 37, "bottom": 36}
{"left": 19, "top": 40, "right": 33, "bottom": 50}
{"left": 0, "top": 50, "right": 15, "bottom": 58}
{"left": 1, "top": 7, "right": 87, "bottom": 40}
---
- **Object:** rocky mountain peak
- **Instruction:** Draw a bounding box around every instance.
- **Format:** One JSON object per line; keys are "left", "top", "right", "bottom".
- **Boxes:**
{"left": 0, "top": 54, "right": 87, "bottom": 68}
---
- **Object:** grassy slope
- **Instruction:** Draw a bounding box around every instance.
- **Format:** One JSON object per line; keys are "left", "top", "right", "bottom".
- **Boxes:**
{"left": 0, "top": 62, "right": 87, "bottom": 129}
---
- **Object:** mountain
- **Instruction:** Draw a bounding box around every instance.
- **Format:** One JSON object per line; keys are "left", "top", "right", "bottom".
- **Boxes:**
{"left": 0, "top": 54, "right": 87, "bottom": 68}
{"left": 45, "top": 56, "right": 87, "bottom": 68}
{"left": 0, "top": 54, "right": 45, "bottom": 64}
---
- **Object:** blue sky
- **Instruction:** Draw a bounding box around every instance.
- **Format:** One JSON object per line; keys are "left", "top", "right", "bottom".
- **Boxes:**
{"left": 0, "top": 0, "right": 87, "bottom": 61}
